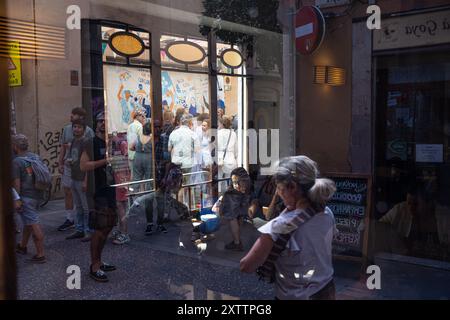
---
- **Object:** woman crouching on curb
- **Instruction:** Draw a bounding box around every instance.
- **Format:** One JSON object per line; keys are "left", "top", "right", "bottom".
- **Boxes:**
{"left": 240, "top": 156, "right": 337, "bottom": 300}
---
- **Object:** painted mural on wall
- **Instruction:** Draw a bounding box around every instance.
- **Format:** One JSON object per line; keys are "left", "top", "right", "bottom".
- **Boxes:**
{"left": 104, "top": 65, "right": 151, "bottom": 133}
{"left": 161, "top": 70, "right": 210, "bottom": 116}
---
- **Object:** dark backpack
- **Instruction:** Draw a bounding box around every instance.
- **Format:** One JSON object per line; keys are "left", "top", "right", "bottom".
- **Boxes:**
{"left": 161, "top": 131, "right": 171, "bottom": 161}
{"left": 160, "top": 125, "right": 174, "bottom": 161}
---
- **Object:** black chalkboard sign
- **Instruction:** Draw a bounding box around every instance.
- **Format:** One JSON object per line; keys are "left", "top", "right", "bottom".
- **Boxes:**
{"left": 325, "top": 174, "right": 372, "bottom": 263}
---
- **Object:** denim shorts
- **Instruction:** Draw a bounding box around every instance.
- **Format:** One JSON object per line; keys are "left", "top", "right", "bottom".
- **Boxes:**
{"left": 61, "top": 164, "right": 72, "bottom": 188}
{"left": 20, "top": 197, "right": 40, "bottom": 225}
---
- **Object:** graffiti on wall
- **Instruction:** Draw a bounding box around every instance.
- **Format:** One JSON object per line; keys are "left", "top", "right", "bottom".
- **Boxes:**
{"left": 39, "top": 129, "right": 63, "bottom": 196}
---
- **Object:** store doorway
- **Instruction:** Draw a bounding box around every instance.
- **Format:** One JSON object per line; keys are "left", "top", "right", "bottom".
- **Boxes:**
{"left": 374, "top": 49, "right": 450, "bottom": 262}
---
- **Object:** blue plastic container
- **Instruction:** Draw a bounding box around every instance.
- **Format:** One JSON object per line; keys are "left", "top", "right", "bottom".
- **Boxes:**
{"left": 199, "top": 208, "right": 220, "bottom": 234}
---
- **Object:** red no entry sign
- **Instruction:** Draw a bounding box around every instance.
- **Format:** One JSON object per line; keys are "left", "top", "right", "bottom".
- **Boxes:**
{"left": 295, "top": 6, "right": 326, "bottom": 55}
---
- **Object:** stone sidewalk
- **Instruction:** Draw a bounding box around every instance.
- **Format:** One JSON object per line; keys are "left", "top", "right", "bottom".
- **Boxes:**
{"left": 14, "top": 199, "right": 392, "bottom": 300}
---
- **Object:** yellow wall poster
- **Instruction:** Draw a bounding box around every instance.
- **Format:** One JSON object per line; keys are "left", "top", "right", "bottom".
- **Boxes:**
{"left": 8, "top": 41, "right": 22, "bottom": 87}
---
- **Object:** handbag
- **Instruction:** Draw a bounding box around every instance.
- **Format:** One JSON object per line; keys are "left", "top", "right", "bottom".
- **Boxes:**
{"left": 218, "top": 130, "right": 232, "bottom": 167}
{"left": 256, "top": 206, "right": 318, "bottom": 283}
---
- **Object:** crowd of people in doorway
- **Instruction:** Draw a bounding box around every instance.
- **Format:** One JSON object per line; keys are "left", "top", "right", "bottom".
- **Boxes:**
{"left": 11, "top": 104, "right": 342, "bottom": 299}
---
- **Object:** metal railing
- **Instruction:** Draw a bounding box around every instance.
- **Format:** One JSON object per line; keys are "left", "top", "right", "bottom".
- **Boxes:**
{"left": 117, "top": 170, "right": 230, "bottom": 214}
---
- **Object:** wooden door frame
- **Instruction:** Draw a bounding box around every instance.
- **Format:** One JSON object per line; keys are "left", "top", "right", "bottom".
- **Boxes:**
{"left": 0, "top": 0, "right": 17, "bottom": 300}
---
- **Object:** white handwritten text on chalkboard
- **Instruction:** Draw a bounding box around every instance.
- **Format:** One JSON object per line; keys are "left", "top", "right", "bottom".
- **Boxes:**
{"left": 335, "top": 217, "right": 361, "bottom": 230}
{"left": 328, "top": 203, "right": 365, "bottom": 217}
{"left": 333, "top": 231, "right": 360, "bottom": 247}
{"left": 335, "top": 180, "right": 368, "bottom": 193}
{"left": 332, "top": 192, "right": 364, "bottom": 205}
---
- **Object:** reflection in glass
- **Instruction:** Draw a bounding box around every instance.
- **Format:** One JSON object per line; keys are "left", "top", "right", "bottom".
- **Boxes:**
{"left": 129, "top": 49, "right": 151, "bottom": 66}
{"left": 103, "top": 64, "right": 154, "bottom": 192}
{"left": 161, "top": 35, "right": 209, "bottom": 71}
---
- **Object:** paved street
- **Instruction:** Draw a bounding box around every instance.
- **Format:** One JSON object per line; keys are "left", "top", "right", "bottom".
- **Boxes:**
{"left": 15, "top": 200, "right": 377, "bottom": 300}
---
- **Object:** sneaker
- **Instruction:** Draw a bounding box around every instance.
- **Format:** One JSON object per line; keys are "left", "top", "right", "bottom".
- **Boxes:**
{"left": 16, "top": 244, "right": 27, "bottom": 255}
{"left": 28, "top": 255, "right": 46, "bottom": 264}
{"left": 81, "top": 233, "right": 92, "bottom": 242}
{"left": 145, "top": 224, "right": 154, "bottom": 236}
{"left": 156, "top": 225, "right": 168, "bottom": 234}
{"left": 58, "top": 219, "right": 75, "bottom": 231}
{"left": 110, "top": 229, "right": 121, "bottom": 240}
{"left": 90, "top": 267, "right": 108, "bottom": 282}
{"left": 224, "top": 241, "right": 243, "bottom": 251}
{"left": 112, "top": 233, "right": 131, "bottom": 245}
{"left": 66, "top": 231, "right": 84, "bottom": 240}
{"left": 100, "top": 262, "right": 116, "bottom": 272}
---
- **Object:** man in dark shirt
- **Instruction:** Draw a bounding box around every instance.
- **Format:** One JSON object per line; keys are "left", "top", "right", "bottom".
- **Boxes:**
{"left": 80, "top": 112, "right": 117, "bottom": 282}
{"left": 66, "top": 119, "right": 91, "bottom": 241}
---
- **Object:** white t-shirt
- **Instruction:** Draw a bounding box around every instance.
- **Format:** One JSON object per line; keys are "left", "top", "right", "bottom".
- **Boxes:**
{"left": 127, "top": 120, "right": 143, "bottom": 161}
{"left": 168, "top": 125, "right": 199, "bottom": 169}
{"left": 217, "top": 128, "right": 237, "bottom": 174}
{"left": 258, "top": 207, "right": 336, "bottom": 300}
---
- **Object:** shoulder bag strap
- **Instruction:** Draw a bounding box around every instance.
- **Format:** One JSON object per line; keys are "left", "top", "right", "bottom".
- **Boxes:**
{"left": 257, "top": 207, "right": 318, "bottom": 282}
{"left": 223, "top": 129, "right": 232, "bottom": 160}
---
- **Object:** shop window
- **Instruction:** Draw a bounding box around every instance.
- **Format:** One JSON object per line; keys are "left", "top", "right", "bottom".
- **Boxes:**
{"left": 216, "top": 43, "right": 247, "bottom": 170}
{"left": 102, "top": 26, "right": 150, "bottom": 67}
{"left": 374, "top": 51, "right": 450, "bottom": 263}
{"left": 160, "top": 34, "right": 212, "bottom": 210}
{"left": 217, "top": 43, "right": 244, "bottom": 75}
{"left": 102, "top": 42, "right": 128, "bottom": 64}
{"left": 129, "top": 49, "right": 151, "bottom": 66}
{"left": 161, "top": 70, "right": 209, "bottom": 114}
{"left": 102, "top": 26, "right": 125, "bottom": 41}
{"left": 131, "top": 30, "right": 150, "bottom": 47}
{"left": 101, "top": 24, "right": 154, "bottom": 195}
{"left": 217, "top": 75, "right": 247, "bottom": 167}
{"left": 160, "top": 34, "right": 208, "bottom": 72}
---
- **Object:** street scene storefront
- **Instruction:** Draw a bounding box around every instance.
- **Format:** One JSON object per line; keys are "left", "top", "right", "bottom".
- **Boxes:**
{"left": 0, "top": 0, "right": 450, "bottom": 301}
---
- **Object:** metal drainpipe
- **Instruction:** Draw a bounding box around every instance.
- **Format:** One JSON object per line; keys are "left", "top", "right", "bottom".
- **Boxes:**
{"left": 280, "top": 0, "right": 297, "bottom": 158}
{"left": 33, "top": 0, "right": 40, "bottom": 156}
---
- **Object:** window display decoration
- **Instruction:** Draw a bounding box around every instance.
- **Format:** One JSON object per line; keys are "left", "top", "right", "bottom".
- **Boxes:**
{"left": 166, "top": 40, "right": 207, "bottom": 65}
{"left": 109, "top": 31, "right": 145, "bottom": 58}
{"left": 220, "top": 48, "right": 243, "bottom": 69}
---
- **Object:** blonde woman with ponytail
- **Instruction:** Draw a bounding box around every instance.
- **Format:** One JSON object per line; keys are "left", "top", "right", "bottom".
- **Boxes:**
{"left": 240, "top": 156, "right": 338, "bottom": 300}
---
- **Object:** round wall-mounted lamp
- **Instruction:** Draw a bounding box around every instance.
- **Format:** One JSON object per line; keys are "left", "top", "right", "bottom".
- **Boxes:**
{"left": 166, "top": 40, "right": 206, "bottom": 64}
{"left": 109, "top": 31, "right": 145, "bottom": 58}
{"left": 220, "top": 48, "right": 244, "bottom": 69}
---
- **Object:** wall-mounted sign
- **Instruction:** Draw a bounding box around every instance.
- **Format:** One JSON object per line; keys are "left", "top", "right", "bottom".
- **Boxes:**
{"left": 70, "top": 70, "right": 79, "bottom": 86}
{"left": 295, "top": 6, "right": 326, "bottom": 55}
{"left": 8, "top": 41, "right": 22, "bottom": 87}
{"left": 373, "top": 10, "right": 450, "bottom": 51}
{"left": 315, "top": 0, "right": 350, "bottom": 8}
{"left": 109, "top": 31, "right": 145, "bottom": 58}
{"left": 416, "top": 144, "right": 443, "bottom": 163}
